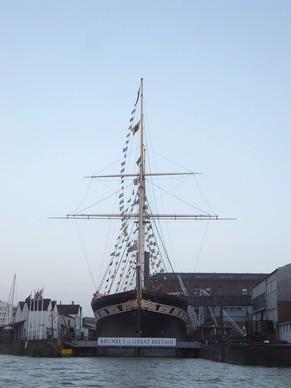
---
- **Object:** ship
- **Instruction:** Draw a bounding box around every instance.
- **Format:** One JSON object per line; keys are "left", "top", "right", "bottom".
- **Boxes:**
{"left": 59, "top": 79, "right": 226, "bottom": 344}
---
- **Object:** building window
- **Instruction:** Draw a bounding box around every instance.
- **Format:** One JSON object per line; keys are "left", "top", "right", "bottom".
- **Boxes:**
{"left": 205, "top": 288, "right": 212, "bottom": 295}
{"left": 218, "top": 287, "right": 224, "bottom": 295}
{"left": 193, "top": 288, "right": 199, "bottom": 296}
{"left": 267, "top": 279, "right": 277, "bottom": 293}
{"left": 241, "top": 288, "right": 248, "bottom": 295}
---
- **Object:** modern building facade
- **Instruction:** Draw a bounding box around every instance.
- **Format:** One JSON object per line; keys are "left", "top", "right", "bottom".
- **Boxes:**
{"left": 252, "top": 263, "right": 291, "bottom": 342}
{"left": 252, "top": 263, "right": 291, "bottom": 322}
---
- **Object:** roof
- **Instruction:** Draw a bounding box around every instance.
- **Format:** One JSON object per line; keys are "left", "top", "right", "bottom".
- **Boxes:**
{"left": 30, "top": 299, "right": 52, "bottom": 311}
{"left": 82, "top": 317, "right": 95, "bottom": 328}
{"left": 152, "top": 272, "right": 267, "bottom": 281}
{"left": 252, "top": 262, "right": 291, "bottom": 289}
{"left": 20, "top": 298, "right": 56, "bottom": 311}
{"left": 57, "top": 304, "right": 81, "bottom": 315}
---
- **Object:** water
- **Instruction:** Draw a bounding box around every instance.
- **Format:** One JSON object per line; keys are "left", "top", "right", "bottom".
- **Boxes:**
{"left": 0, "top": 356, "right": 291, "bottom": 387}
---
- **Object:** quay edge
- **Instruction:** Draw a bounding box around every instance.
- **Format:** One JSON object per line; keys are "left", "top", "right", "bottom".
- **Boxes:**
{"left": 0, "top": 338, "right": 62, "bottom": 357}
{"left": 200, "top": 342, "right": 291, "bottom": 367}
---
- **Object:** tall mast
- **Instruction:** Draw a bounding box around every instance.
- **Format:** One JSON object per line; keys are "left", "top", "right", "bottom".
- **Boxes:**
{"left": 137, "top": 78, "right": 145, "bottom": 296}
{"left": 51, "top": 79, "right": 234, "bottom": 297}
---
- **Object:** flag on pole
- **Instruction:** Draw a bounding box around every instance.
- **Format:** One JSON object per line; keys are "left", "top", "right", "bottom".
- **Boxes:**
{"left": 127, "top": 241, "right": 137, "bottom": 253}
{"left": 131, "top": 121, "right": 140, "bottom": 135}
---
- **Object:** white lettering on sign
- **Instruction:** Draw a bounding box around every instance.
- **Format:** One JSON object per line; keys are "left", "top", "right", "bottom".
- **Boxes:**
{"left": 97, "top": 337, "right": 176, "bottom": 348}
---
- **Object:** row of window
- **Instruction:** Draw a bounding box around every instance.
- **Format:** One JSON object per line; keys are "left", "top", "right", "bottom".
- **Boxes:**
{"left": 280, "top": 324, "right": 291, "bottom": 334}
{"left": 267, "top": 278, "right": 277, "bottom": 293}
{"left": 193, "top": 287, "right": 249, "bottom": 296}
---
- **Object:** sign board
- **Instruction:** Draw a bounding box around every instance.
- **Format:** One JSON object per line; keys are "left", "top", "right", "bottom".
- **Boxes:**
{"left": 97, "top": 337, "right": 176, "bottom": 348}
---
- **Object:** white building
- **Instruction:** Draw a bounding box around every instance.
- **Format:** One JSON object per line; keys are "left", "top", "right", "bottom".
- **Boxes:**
{"left": 252, "top": 263, "right": 291, "bottom": 341}
{"left": 0, "top": 300, "right": 15, "bottom": 326}
{"left": 0, "top": 301, "right": 11, "bottom": 326}
{"left": 278, "top": 321, "right": 291, "bottom": 343}
{"left": 14, "top": 297, "right": 58, "bottom": 340}
{"left": 13, "top": 298, "right": 83, "bottom": 340}
{"left": 57, "top": 303, "right": 82, "bottom": 339}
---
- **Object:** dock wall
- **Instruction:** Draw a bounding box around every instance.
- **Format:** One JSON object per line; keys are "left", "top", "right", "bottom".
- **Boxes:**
{"left": 0, "top": 338, "right": 61, "bottom": 357}
{"left": 200, "top": 343, "right": 291, "bottom": 367}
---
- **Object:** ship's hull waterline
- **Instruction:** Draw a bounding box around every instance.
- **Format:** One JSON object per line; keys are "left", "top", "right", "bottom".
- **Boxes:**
{"left": 91, "top": 290, "right": 188, "bottom": 339}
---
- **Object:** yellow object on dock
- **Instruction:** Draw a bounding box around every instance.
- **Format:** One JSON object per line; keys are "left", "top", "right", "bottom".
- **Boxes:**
{"left": 61, "top": 348, "right": 73, "bottom": 357}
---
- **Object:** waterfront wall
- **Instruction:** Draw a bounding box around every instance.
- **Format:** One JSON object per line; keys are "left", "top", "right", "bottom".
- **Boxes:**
{"left": 200, "top": 343, "right": 291, "bottom": 367}
{"left": 0, "top": 338, "right": 61, "bottom": 357}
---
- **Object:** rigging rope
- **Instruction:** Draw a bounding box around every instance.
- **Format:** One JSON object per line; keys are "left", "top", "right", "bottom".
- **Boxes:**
{"left": 147, "top": 202, "right": 175, "bottom": 274}
{"left": 192, "top": 219, "right": 210, "bottom": 272}
{"left": 146, "top": 178, "right": 210, "bottom": 214}
{"left": 76, "top": 183, "right": 132, "bottom": 213}
{"left": 74, "top": 177, "right": 93, "bottom": 213}
{"left": 192, "top": 174, "right": 216, "bottom": 215}
{"left": 74, "top": 221, "right": 98, "bottom": 291}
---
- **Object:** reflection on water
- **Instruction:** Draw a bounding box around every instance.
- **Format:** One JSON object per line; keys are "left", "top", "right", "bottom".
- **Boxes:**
{"left": 0, "top": 355, "right": 291, "bottom": 387}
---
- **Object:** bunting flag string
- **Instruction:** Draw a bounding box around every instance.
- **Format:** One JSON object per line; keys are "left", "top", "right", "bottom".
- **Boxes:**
{"left": 100, "top": 84, "right": 150, "bottom": 295}
{"left": 131, "top": 121, "right": 140, "bottom": 135}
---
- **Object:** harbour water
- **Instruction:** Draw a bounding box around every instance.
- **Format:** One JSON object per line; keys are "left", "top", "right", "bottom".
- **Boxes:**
{"left": 0, "top": 355, "right": 291, "bottom": 387}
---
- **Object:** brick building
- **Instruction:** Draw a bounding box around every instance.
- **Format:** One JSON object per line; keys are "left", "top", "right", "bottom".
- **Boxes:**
{"left": 149, "top": 272, "right": 266, "bottom": 328}
{"left": 150, "top": 272, "right": 266, "bottom": 297}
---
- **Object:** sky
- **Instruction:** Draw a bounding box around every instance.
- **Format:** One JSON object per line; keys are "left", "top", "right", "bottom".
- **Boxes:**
{"left": 0, "top": 1, "right": 290, "bottom": 315}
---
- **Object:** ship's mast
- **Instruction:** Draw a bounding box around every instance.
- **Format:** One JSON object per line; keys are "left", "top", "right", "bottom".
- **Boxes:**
{"left": 50, "top": 79, "right": 235, "bottom": 296}
{"left": 137, "top": 78, "right": 145, "bottom": 296}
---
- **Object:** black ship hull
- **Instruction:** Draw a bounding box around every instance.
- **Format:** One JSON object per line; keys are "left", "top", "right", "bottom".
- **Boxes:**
{"left": 91, "top": 290, "right": 188, "bottom": 340}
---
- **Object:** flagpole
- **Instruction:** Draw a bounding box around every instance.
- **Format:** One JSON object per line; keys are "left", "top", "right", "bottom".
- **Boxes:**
{"left": 36, "top": 291, "right": 39, "bottom": 340}
{"left": 33, "top": 292, "right": 36, "bottom": 339}
{"left": 27, "top": 295, "right": 32, "bottom": 340}
{"left": 32, "top": 291, "right": 35, "bottom": 339}
{"left": 41, "top": 289, "right": 44, "bottom": 339}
